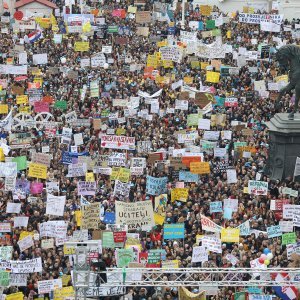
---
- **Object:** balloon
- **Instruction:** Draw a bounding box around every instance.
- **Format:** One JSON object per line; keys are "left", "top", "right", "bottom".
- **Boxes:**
{"left": 264, "top": 259, "right": 270, "bottom": 266}
{"left": 103, "top": 63, "right": 109, "bottom": 69}
{"left": 263, "top": 248, "right": 270, "bottom": 255}
{"left": 60, "top": 57, "right": 66, "bottom": 64}
{"left": 258, "top": 257, "right": 264, "bottom": 264}
{"left": 267, "top": 253, "right": 273, "bottom": 260}
{"left": 260, "top": 254, "right": 267, "bottom": 260}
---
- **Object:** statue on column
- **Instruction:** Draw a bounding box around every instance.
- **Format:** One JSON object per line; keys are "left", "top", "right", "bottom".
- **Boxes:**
{"left": 275, "top": 45, "right": 300, "bottom": 120}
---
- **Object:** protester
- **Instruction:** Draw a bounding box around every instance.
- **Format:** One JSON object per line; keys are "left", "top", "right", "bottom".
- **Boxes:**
{"left": 0, "top": 0, "right": 299, "bottom": 299}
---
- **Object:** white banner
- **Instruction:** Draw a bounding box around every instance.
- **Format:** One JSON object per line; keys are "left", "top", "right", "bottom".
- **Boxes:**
{"left": 200, "top": 214, "right": 223, "bottom": 233}
{"left": 46, "top": 194, "right": 66, "bottom": 216}
{"left": 10, "top": 258, "right": 43, "bottom": 273}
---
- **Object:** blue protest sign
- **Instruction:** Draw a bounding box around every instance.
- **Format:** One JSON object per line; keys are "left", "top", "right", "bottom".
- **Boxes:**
{"left": 164, "top": 224, "right": 185, "bottom": 239}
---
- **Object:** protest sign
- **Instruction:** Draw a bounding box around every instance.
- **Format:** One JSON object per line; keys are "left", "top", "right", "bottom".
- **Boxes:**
{"left": 201, "top": 236, "right": 222, "bottom": 253}
{"left": 116, "top": 248, "right": 134, "bottom": 268}
{"left": 221, "top": 228, "right": 240, "bottom": 243}
{"left": 190, "top": 162, "right": 210, "bottom": 174}
{"left": 200, "top": 215, "right": 223, "bottom": 233}
{"left": 238, "top": 220, "right": 251, "bottom": 236}
{"left": 28, "top": 162, "right": 47, "bottom": 179}
{"left": 146, "top": 176, "right": 168, "bottom": 195}
{"left": 282, "top": 232, "right": 296, "bottom": 245}
{"left": 171, "top": 188, "right": 189, "bottom": 202}
{"left": 113, "top": 180, "right": 130, "bottom": 199}
{"left": 74, "top": 41, "right": 89, "bottom": 51}
{"left": 164, "top": 224, "right": 185, "bottom": 239}
{"left": 192, "top": 246, "right": 208, "bottom": 263}
{"left": 10, "top": 257, "right": 42, "bottom": 273}
{"left": 210, "top": 201, "right": 223, "bottom": 213}
{"left": 77, "top": 181, "right": 97, "bottom": 196}
{"left": 32, "top": 152, "right": 51, "bottom": 167}
{"left": 267, "top": 225, "right": 282, "bottom": 238}
{"left": 100, "top": 135, "right": 135, "bottom": 150}
{"left": 115, "top": 200, "right": 154, "bottom": 230}
{"left": 248, "top": 180, "right": 268, "bottom": 195}
{"left": 46, "top": 194, "right": 66, "bottom": 216}
{"left": 38, "top": 278, "right": 62, "bottom": 294}
{"left": 81, "top": 203, "right": 100, "bottom": 230}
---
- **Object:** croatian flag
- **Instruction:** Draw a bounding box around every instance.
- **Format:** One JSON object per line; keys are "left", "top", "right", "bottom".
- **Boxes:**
{"left": 272, "top": 273, "right": 298, "bottom": 300}
{"left": 28, "top": 30, "right": 42, "bottom": 43}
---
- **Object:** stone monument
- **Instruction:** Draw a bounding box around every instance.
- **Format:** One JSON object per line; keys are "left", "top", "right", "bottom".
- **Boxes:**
{"left": 265, "top": 45, "right": 300, "bottom": 180}
{"left": 265, "top": 114, "right": 300, "bottom": 180}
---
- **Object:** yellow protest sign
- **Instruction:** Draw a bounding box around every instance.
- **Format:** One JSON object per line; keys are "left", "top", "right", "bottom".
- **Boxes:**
{"left": 62, "top": 274, "right": 71, "bottom": 286}
{"left": 206, "top": 71, "right": 220, "bottom": 83}
{"left": 162, "top": 260, "right": 179, "bottom": 268}
{"left": 171, "top": 188, "right": 189, "bottom": 202}
{"left": 35, "top": 17, "right": 51, "bottom": 28}
{"left": 162, "top": 60, "right": 173, "bottom": 69}
{"left": 28, "top": 162, "right": 47, "bottom": 179}
{"left": 190, "top": 162, "right": 210, "bottom": 174}
{"left": 221, "top": 228, "right": 240, "bottom": 243}
{"left": 226, "top": 30, "right": 231, "bottom": 39}
{"left": 154, "top": 213, "right": 165, "bottom": 225}
{"left": 184, "top": 76, "right": 193, "bottom": 85}
{"left": 110, "top": 167, "right": 120, "bottom": 181}
{"left": 0, "top": 148, "right": 4, "bottom": 162}
{"left": 74, "top": 41, "right": 90, "bottom": 52}
{"left": 147, "top": 55, "right": 159, "bottom": 68}
{"left": 31, "top": 68, "right": 42, "bottom": 76}
{"left": 63, "top": 244, "right": 75, "bottom": 255}
{"left": 155, "top": 76, "right": 169, "bottom": 84}
{"left": 0, "top": 104, "right": 8, "bottom": 114}
{"left": 6, "top": 292, "right": 24, "bottom": 300}
{"left": 243, "top": 187, "right": 249, "bottom": 194}
{"left": 179, "top": 287, "right": 206, "bottom": 300}
{"left": 34, "top": 77, "right": 43, "bottom": 86}
{"left": 196, "top": 235, "right": 203, "bottom": 244}
{"left": 54, "top": 286, "right": 75, "bottom": 300}
{"left": 128, "top": 6, "right": 137, "bottom": 13}
{"left": 191, "top": 61, "right": 200, "bottom": 69}
{"left": 118, "top": 168, "right": 130, "bottom": 183}
{"left": 157, "top": 40, "right": 168, "bottom": 48}
{"left": 82, "top": 21, "right": 92, "bottom": 32}
{"left": 16, "top": 95, "right": 28, "bottom": 105}
{"left": 116, "top": 128, "right": 126, "bottom": 135}
{"left": 200, "top": 62, "right": 209, "bottom": 70}
{"left": 85, "top": 172, "right": 95, "bottom": 182}
{"left": 19, "top": 231, "right": 34, "bottom": 240}
{"left": 200, "top": 5, "right": 212, "bottom": 16}
{"left": 19, "top": 106, "right": 31, "bottom": 113}
{"left": 275, "top": 75, "right": 288, "bottom": 83}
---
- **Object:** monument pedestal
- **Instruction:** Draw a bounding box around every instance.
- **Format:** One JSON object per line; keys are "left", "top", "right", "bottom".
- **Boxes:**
{"left": 265, "top": 113, "right": 300, "bottom": 180}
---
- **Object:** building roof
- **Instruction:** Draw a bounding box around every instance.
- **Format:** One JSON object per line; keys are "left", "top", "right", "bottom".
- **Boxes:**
{"left": 15, "top": 0, "right": 58, "bottom": 9}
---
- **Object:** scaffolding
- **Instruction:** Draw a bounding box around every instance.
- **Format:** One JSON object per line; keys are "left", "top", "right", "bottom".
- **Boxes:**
{"left": 66, "top": 242, "right": 300, "bottom": 299}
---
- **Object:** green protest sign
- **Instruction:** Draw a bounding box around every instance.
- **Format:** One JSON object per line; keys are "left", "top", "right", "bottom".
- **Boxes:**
{"left": 116, "top": 249, "right": 134, "bottom": 268}
{"left": 282, "top": 232, "right": 296, "bottom": 245}
{"left": 12, "top": 156, "right": 27, "bottom": 171}
{"left": 54, "top": 100, "right": 67, "bottom": 111}
{"left": 0, "top": 271, "right": 10, "bottom": 287}
{"left": 187, "top": 114, "right": 199, "bottom": 127}
{"left": 108, "top": 26, "right": 118, "bottom": 33}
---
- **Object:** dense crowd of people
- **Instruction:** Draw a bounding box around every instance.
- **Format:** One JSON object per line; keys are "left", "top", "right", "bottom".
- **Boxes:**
{"left": 0, "top": 0, "right": 300, "bottom": 299}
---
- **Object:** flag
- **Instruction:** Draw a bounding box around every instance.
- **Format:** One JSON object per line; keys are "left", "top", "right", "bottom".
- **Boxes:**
{"left": 50, "top": 14, "right": 57, "bottom": 26}
{"left": 294, "top": 157, "right": 300, "bottom": 176}
{"left": 80, "top": 195, "right": 90, "bottom": 206}
{"left": 272, "top": 273, "right": 298, "bottom": 300}
{"left": 28, "top": 30, "right": 42, "bottom": 43}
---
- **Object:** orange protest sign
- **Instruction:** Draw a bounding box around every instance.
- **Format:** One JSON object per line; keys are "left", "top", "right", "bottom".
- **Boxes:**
{"left": 190, "top": 162, "right": 210, "bottom": 174}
